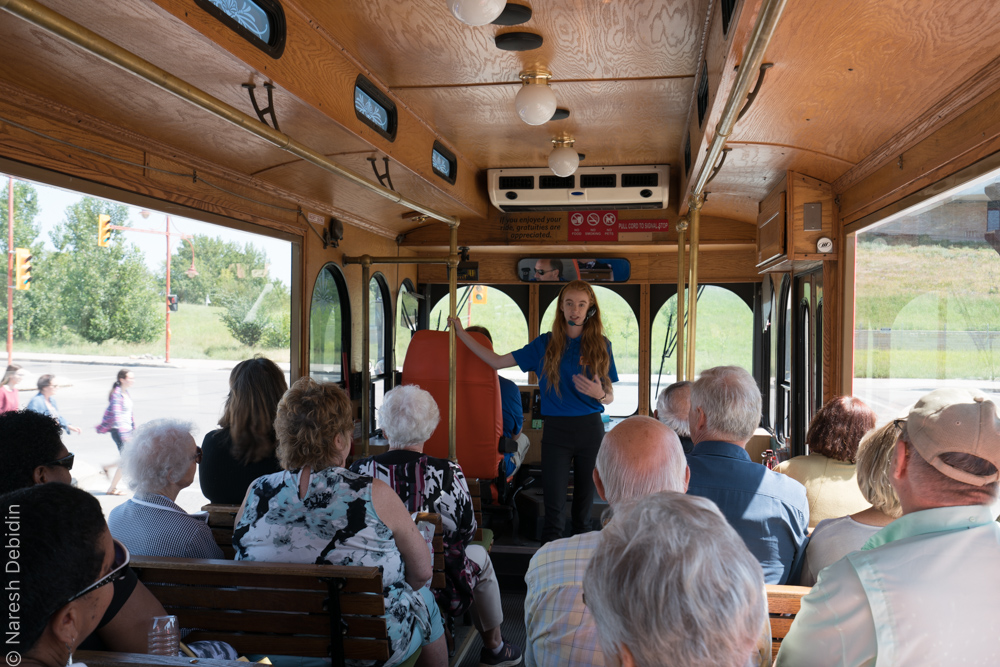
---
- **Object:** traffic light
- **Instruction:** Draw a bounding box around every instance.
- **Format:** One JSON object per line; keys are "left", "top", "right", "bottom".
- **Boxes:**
{"left": 167, "top": 294, "right": 178, "bottom": 312}
{"left": 98, "top": 214, "right": 112, "bottom": 247}
{"left": 14, "top": 248, "right": 32, "bottom": 291}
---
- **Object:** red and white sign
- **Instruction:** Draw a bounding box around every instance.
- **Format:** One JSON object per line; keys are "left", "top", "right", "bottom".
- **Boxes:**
{"left": 566, "top": 211, "right": 669, "bottom": 241}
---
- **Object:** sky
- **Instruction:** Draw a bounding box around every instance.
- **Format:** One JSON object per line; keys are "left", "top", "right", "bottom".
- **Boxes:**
{"left": 9, "top": 175, "right": 293, "bottom": 288}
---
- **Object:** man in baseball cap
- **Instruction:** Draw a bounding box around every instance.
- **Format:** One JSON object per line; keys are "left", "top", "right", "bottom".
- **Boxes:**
{"left": 777, "top": 388, "right": 1000, "bottom": 666}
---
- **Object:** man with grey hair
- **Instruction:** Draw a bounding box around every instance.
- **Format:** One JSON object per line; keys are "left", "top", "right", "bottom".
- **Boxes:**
{"left": 524, "top": 416, "right": 688, "bottom": 666}
{"left": 686, "top": 365, "right": 808, "bottom": 584}
{"left": 654, "top": 381, "right": 694, "bottom": 453}
{"left": 583, "top": 492, "right": 767, "bottom": 667}
{"left": 108, "top": 419, "right": 223, "bottom": 559}
{"left": 777, "top": 387, "right": 1000, "bottom": 665}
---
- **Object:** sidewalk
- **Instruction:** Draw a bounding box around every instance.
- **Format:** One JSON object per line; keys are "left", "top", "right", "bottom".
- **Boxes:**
{"left": 11, "top": 351, "right": 291, "bottom": 372}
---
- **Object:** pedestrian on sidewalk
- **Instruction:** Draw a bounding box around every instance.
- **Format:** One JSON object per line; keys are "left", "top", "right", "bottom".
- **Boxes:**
{"left": 0, "top": 364, "right": 26, "bottom": 413}
{"left": 27, "top": 374, "right": 82, "bottom": 435}
{"left": 97, "top": 368, "right": 135, "bottom": 496}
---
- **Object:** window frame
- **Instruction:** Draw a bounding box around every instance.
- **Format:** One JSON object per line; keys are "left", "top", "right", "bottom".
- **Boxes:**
{"left": 368, "top": 273, "right": 393, "bottom": 435}
{"left": 308, "top": 262, "right": 351, "bottom": 387}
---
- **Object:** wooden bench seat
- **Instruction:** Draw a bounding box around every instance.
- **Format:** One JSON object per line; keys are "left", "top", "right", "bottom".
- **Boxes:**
{"left": 202, "top": 504, "right": 240, "bottom": 559}
{"left": 76, "top": 650, "right": 244, "bottom": 667}
{"left": 765, "top": 584, "right": 810, "bottom": 657}
{"left": 130, "top": 555, "right": 396, "bottom": 667}
{"left": 465, "top": 479, "right": 493, "bottom": 551}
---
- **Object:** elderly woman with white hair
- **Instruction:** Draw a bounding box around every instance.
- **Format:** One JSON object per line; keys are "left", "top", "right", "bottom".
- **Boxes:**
{"left": 583, "top": 491, "right": 770, "bottom": 667}
{"left": 350, "top": 385, "right": 521, "bottom": 667}
{"left": 108, "top": 419, "right": 223, "bottom": 559}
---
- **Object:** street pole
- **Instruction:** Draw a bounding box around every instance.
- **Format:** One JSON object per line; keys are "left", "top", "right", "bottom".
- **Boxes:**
{"left": 165, "top": 215, "right": 171, "bottom": 363}
{"left": 6, "top": 177, "right": 13, "bottom": 366}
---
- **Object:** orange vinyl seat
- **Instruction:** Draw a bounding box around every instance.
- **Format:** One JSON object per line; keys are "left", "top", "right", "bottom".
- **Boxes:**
{"left": 401, "top": 329, "right": 503, "bottom": 481}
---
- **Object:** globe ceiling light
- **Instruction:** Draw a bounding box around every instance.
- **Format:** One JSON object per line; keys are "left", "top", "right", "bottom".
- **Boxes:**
{"left": 515, "top": 69, "right": 557, "bottom": 126}
{"left": 548, "top": 137, "right": 580, "bottom": 178}
{"left": 447, "top": 0, "right": 506, "bottom": 27}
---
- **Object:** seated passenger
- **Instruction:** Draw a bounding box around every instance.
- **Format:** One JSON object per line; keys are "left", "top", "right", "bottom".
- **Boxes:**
{"left": 26, "top": 374, "right": 82, "bottom": 434}
{"left": 465, "top": 325, "right": 531, "bottom": 479}
{"left": 524, "top": 416, "right": 688, "bottom": 667}
{"left": 200, "top": 357, "right": 286, "bottom": 504}
{"left": 2, "top": 483, "right": 124, "bottom": 667}
{"left": 583, "top": 491, "right": 768, "bottom": 667}
{"left": 0, "top": 409, "right": 167, "bottom": 654}
{"left": 351, "top": 385, "right": 522, "bottom": 667}
{"left": 234, "top": 378, "right": 446, "bottom": 667}
{"left": 109, "top": 419, "right": 224, "bottom": 559}
{"left": 777, "top": 388, "right": 1000, "bottom": 665}
{"left": 799, "top": 420, "right": 902, "bottom": 586}
{"left": 685, "top": 366, "right": 809, "bottom": 584}
{"left": 654, "top": 381, "right": 694, "bottom": 453}
{"left": 775, "top": 395, "right": 876, "bottom": 526}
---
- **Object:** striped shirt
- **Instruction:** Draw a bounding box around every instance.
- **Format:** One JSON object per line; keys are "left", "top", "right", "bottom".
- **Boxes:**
{"left": 524, "top": 531, "right": 605, "bottom": 667}
{"left": 108, "top": 492, "right": 223, "bottom": 559}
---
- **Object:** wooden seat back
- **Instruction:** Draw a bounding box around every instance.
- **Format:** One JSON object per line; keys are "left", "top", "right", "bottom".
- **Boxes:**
{"left": 130, "top": 555, "right": 389, "bottom": 666}
{"left": 414, "top": 511, "right": 446, "bottom": 591}
{"left": 201, "top": 503, "right": 240, "bottom": 559}
{"left": 465, "top": 479, "right": 492, "bottom": 548}
{"left": 765, "top": 584, "right": 809, "bottom": 657}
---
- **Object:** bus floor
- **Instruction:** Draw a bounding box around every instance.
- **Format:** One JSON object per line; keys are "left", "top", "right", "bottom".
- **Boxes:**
{"left": 450, "top": 589, "right": 529, "bottom": 667}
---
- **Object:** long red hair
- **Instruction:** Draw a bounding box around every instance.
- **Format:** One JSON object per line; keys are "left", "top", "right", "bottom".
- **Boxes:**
{"left": 542, "top": 280, "right": 611, "bottom": 397}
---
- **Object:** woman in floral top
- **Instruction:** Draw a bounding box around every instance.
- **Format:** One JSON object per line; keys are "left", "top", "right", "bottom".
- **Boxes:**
{"left": 234, "top": 378, "right": 445, "bottom": 667}
{"left": 351, "top": 385, "right": 522, "bottom": 667}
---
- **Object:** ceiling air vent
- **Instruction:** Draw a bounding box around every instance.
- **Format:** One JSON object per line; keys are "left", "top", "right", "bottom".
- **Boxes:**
{"left": 539, "top": 175, "right": 575, "bottom": 189}
{"left": 580, "top": 173, "right": 616, "bottom": 188}
{"left": 498, "top": 176, "right": 534, "bottom": 190}
{"left": 621, "top": 173, "right": 658, "bottom": 188}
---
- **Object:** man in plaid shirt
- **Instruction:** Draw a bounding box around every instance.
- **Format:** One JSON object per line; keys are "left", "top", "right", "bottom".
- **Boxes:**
{"left": 523, "top": 416, "right": 689, "bottom": 666}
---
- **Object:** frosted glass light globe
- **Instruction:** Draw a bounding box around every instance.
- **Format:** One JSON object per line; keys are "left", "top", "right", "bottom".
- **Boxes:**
{"left": 447, "top": 0, "right": 506, "bottom": 27}
{"left": 515, "top": 83, "right": 557, "bottom": 125}
{"left": 548, "top": 145, "right": 580, "bottom": 177}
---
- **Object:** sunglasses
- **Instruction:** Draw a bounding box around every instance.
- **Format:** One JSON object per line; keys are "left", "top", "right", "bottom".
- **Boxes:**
{"left": 534, "top": 268, "right": 556, "bottom": 275}
{"left": 45, "top": 452, "right": 75, "bottom": 471}
{"left": 64, "top": 539, "right": 130, "bottom": 606}
{"left": 192, "top": 446, "right": 202, "bottom": 464}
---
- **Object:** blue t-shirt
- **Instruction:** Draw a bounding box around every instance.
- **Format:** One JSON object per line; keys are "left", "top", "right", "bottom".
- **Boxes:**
{"left": 511, "top": 332, "right": 618, "bottom": 417}
{"left": 498, "top": 376, "right": 523, "bottom": 438}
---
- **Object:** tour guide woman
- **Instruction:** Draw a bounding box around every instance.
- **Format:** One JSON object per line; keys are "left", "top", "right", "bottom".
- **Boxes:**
{"left": 450, "top": 279, "right": 617, "bottom": 542}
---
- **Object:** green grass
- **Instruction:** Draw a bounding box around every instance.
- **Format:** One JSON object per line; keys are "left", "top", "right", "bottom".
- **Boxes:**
{"left": 14, "top": 304, "right": 290, "bottom": 362}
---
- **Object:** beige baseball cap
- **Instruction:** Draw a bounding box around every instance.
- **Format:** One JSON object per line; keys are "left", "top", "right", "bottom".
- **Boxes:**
{"left": 903, "top": 388, "right": 1000, "bottom": 486}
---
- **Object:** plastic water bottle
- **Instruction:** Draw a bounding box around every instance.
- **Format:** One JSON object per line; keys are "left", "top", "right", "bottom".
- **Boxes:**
{"left": 148, "top": 615, "right": 179, "bottom": 656}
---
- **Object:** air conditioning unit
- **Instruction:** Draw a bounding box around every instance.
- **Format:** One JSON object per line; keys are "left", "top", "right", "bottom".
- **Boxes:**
{"left": 488, "top": 165, "right": 669, "bottom": 212}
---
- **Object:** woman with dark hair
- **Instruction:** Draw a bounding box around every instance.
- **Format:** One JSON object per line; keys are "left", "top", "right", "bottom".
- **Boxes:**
{"left": 2, "top": 483, "right": 124, "bottom": 667}
{"left": 200, "top": 357, "right": 287, "bottom": 503}
{"left": 451, "top": 279, "right": 618, "bottom": 543}
{"left": 0, "top": 363, "right": 25, "bottom": 413}
{"left": 775, "top": 395, "right": 877, "bottom": 527}
{"left": 234, "top": 377, "right": 446, "bottom": 667}
{"left": 96, "top": 369, "right": 135, "bottom": 496}
{"left": 27, "top": 374, "right": 82, "bottom": 434}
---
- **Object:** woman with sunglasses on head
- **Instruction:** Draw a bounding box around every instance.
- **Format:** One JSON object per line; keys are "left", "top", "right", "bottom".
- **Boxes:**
{"left": 2, "top": 483, "right": 127, "bottom": 667}
{"left": 27, "top": 374, "right": 82, "bottom": 435}
{"left": 97, "top": 368, "right": 135, "bottom": 496}
{"left": 108, "top": 419, "right": 223, "bottom": 559}
{"left": 0, "top": 363, "right": 26, "bottom": 413}
{"left": 450, "top": 279, "right": 618, "bottom": 543}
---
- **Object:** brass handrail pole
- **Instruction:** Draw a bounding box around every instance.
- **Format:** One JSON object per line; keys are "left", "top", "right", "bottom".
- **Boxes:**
{"left": 675, "top": 217, "right": 689, "bottom": 381}
{"left": 686, "top": 195, "right": 703, "bottom": 379}
{"left": 360, "top": 258, "right": 371, "bottom": 456}
{"left": 448, "top": 225, "right": 459, "bottom": 462}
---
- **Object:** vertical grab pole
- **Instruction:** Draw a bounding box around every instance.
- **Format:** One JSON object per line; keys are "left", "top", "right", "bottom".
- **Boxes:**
{"left": 6, "top": 177, "right": 13, "bottom": 367}
{"left": 686, "top": 194, "right": 703, "bottom": 380}
{"left": 361, "top": 257, "right": 371, "bottom": 457}
{"left": 675, "top": 217, "right": 688, "bottom": 381}
{"left": 448, "top": 225, "right": 459, "bottom": 462}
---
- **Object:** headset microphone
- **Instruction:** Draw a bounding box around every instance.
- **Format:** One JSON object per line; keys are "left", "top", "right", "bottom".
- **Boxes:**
{"left": 568, "top": 306, "right": 597, "bottom": 327}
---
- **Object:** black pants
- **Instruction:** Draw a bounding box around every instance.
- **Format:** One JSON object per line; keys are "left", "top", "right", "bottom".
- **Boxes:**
{"left": 540, "top": 413, "right": 604, "bottom": 542}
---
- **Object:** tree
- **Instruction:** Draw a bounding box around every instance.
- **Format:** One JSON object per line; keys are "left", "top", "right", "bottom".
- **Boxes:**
{"left": 48, "top": 197, "right": 162, "bottom": 344}
{"left": 165, "top": 235, "right": 270, "bottom": 304}
{"left": 0, "top": 180, "right": 54, "bottom": 340}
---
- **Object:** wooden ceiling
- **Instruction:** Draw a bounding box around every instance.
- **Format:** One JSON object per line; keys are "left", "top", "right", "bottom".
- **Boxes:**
{"left": 1, "top": 0, "right": 1000, "bottom": 235}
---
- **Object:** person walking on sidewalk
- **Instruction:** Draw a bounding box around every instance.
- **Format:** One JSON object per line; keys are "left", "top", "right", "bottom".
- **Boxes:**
{"left": 0, "top": 364, "right": 26, "bottom": 413}
{"left": 97, "top": 368, "right": 135, "bottom": 496}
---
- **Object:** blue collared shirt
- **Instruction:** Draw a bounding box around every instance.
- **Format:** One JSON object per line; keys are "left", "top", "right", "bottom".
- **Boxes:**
{"left": 686, "top": 441, "right": 809, "bottom": 584}
{"left": 512, "top": 333, "right": 618, "bottom": 417}
{"left": 499, "top": 376, "right": 523, "bottom": 438}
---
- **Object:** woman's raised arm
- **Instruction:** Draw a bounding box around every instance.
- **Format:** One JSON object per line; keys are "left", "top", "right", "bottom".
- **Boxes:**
{"left": 447, "top": 317, "right": 516, "bottom": 370}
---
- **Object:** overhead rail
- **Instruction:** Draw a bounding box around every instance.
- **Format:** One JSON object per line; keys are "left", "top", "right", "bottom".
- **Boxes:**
{"left": 0, "top": 0, "right": 460, "bottom": 228}
{"left": 678, "top": 0, "right": 789, "bottom": 379}
{"left": 0, "top": 0, "right": 464, "bottom": 459}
